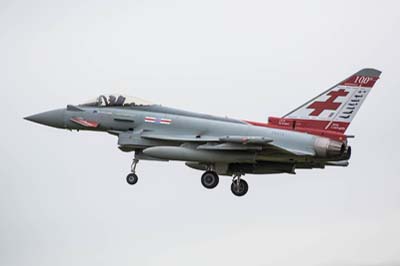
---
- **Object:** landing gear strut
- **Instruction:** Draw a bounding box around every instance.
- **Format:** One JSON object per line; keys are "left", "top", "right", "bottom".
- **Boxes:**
{"left": 201, "top": 171, "right": 219, "bottom": 189}
{"left": 231, "top": 175, "right": 248, "bottom": 197}
{"left": 126, "top": 159, "right": 139, "bottom": 185}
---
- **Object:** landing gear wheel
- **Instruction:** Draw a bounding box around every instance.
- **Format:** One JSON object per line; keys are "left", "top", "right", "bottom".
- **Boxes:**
{"left": 126, "top": 159, "right": 139, "bottom": 186}
{"left": 126, "top": 173, "right": 138, "bottom": 185}
{"left": 201, "top": 171, "right": 219, "bottom": 189}
{"left": 231, "top": 179, "right": 248, "bottom": 197}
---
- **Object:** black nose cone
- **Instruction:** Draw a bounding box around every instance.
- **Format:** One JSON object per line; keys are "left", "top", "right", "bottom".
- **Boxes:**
{"left": 24, "top": 109, "right": 66, "bottom": 128}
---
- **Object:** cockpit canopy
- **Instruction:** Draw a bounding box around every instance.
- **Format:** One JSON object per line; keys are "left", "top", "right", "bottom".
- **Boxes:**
{"left": 80, "top": 94, "right": 154, "bottom": 107}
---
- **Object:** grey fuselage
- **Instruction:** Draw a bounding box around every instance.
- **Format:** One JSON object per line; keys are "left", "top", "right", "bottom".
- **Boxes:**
{"left": 26, "top": 104, "right": 350, "bottom": 175}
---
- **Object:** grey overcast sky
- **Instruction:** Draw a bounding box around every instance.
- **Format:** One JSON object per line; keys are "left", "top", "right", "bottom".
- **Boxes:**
{"left": 1, "top": 0, "right": 400, "bottom": 265}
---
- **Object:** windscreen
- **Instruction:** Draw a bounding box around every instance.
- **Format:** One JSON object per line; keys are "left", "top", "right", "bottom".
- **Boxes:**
{"left": 80, "top": 94, "right": 154, "bottom": 107}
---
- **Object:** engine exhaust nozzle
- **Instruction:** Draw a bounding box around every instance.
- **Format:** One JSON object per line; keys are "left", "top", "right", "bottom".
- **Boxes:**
{"left": 314, "top": 137, "right": 346, "bottom": 158}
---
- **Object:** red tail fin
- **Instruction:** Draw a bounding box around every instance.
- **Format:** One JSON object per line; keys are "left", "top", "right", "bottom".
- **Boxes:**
{"left": 247, "top": 68, "right": 382, "bottom": 141}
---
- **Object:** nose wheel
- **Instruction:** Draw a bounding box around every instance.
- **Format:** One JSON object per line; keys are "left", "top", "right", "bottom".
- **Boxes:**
{"left": 126, "top": 159, "right": 139, "bottom": 185}
{"left": 126, "top": 173, "right": 138, "bottom": 185}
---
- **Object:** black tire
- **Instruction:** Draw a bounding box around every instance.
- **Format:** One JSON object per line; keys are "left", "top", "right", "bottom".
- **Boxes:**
{"left": 126, "top": 173, "right": 138, "bottom": 185}
{"left": 231, "top": 179, "right": 249, "bottom": 197}
{"left": 201, "top": 171, "right": 219, "bottom": 189}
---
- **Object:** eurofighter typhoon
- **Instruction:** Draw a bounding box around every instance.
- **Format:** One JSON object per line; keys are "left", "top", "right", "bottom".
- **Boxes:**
{"left": 25, "top": 69, "right": 381, "bottom": 197}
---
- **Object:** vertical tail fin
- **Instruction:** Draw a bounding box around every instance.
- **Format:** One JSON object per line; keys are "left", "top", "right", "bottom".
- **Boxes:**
{"left": 266, "top": 68, "right": 381, "bottom": 140}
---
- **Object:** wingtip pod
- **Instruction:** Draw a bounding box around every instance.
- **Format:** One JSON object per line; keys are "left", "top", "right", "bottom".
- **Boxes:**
{"left": 341, "top": 68, "right": 382, "bottom": 88}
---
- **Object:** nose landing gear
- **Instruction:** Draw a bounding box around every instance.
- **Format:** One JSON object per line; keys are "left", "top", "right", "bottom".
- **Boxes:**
{"left": 126, "top": 159, "right": 139, "bottom": 185}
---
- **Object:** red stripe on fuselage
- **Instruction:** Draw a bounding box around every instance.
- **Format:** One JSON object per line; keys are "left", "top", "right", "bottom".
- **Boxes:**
{"left": 244, "top": 117, "right": 349, "bottom": 141}
{"left": 70, "top": 117, "right": 99, "bottom": 128}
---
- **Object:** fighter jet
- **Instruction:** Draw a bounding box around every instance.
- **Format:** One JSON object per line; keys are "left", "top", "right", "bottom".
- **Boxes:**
{"left": 25, "top": 68, "right": 381, "bottom": 197}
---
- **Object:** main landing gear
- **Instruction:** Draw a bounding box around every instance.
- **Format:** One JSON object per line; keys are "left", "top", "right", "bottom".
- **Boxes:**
{"left": 126, "top": 160, "right": 249, "bottom": 197}
{"left": 200, "top": 171, "right": 249, "bottom": 197}
{"left": 201, "top": 171, "right": 219, "bottom": 189}
{"left": 126, "top": 159, "right": 139, "bottom": 185}
{"left": 231, "top": 175, "right": 248, "bottom": 197}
